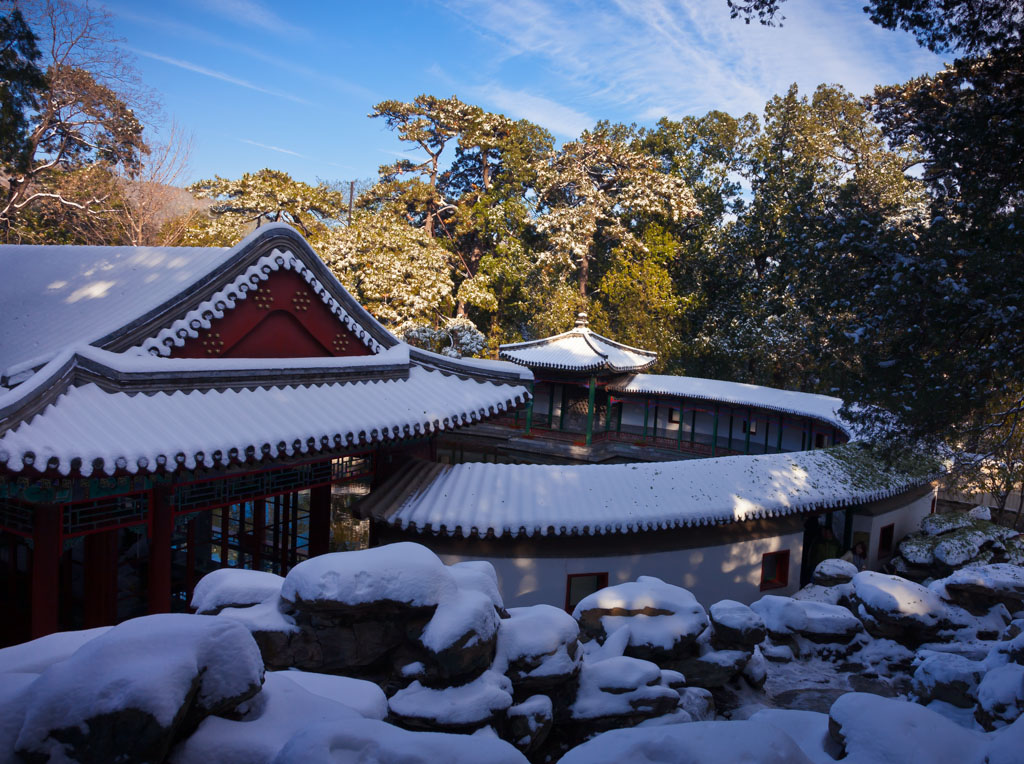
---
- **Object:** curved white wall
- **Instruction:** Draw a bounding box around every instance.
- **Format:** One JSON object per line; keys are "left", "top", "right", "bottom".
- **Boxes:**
{"left": 439, "top": 530, "right": 803, "bottom": 610}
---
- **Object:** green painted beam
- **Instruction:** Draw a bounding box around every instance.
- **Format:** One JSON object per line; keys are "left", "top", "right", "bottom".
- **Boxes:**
{"left": 777, "top": 414, "right": 784, "bottom": 453}
{"left": 525, "top": 382, "right": 534, "bottom": 434}
{"left": 642, "top": 397, "right": 649, "bottom": 439}
{"left": 745, "top": 407, "right": 752, "bottom": 454}
{"left": 585, "top": 376, "right": 596, "bottom": 446}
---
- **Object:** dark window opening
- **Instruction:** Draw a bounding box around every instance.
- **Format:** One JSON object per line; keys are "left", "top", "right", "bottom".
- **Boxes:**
{"left": 878, "top": 523, "right": 895, "bottom": 558}
{"left": 760, "top": 550, "right": 790, "bottom": 591}
{"left": 814, "top": 432, "right": 827, "bottom": 449}
{"left": 565, "top": 572, "right": 608, "bottom": 612}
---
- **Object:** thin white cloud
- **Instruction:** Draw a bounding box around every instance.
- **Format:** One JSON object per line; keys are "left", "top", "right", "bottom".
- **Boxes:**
{"left": 442, "top": 0, "right": 944, "bottom": 124}
{"left": 115, "top": 8, "right": 375, "bottom": 100}
{"left": 240, "top": 139, "right": 306, "bottom": 158}
{"left": 126, "top": 47, "right": 312, "bottom": 106}
{"left": 472, "top": 85, "right": 593, "bottom": 138}
{"left": 190, "top": 0, "right": 307, "bottom": 37}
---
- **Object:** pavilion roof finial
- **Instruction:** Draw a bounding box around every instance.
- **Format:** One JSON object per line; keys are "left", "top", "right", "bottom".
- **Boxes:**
{"left": 574, "top": 312, "right": 589, "bottom": 328}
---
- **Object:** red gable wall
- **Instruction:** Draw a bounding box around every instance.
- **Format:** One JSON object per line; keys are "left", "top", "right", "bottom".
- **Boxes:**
{"left": 170, "top": 268, "right": 372, "bottom": 359}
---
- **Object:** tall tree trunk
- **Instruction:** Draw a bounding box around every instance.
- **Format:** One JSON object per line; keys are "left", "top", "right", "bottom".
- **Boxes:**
{"left": 578, "top": 251, "right": 589, "bottom": 297}
{"left": 1015, "top": 482, "right": 1024, "bottom": 530}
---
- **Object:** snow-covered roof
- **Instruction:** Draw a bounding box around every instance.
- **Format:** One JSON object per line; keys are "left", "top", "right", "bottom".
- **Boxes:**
{"left": 361, "top": 447, "right": 933, "bottom": 538}
{"left": 608, "top": 374, "right": 849, "bottom": 435}
{"left": 0, "top": 225, "right": 532, "bottom": 476}
{"left": 499, "top": 315, "right": 656, "bottom": 374}
{"left": 0, "top": 223, "right": 404, "bottom": 383}
{"left": 0, "top": 346, "right": 529, "bottom": 477}
{"left": 0, "top": 242, "right": 232, "bottom": 381}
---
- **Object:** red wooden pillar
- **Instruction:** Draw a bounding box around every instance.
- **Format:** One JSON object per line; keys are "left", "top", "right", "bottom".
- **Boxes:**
{"left": 309, "top": 484, "right": 331, "bottom": 558}
{"left": 148, "top": 487, "right": 173, "bottom": 614}
{"left": 84, "top": 529, "right": 118, "bottom": 628}
{"left": 31, "top": 503, "right": 62, "bottom": 639}
{"left": 252, "top": 499, "right": 265, "bottom": 571}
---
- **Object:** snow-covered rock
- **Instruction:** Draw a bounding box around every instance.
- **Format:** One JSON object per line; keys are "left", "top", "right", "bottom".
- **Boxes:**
{"left": 14, "top": 614, "right": 264, "bottom": 763}
{"left": 574, "top": 577, "right": 709, "bottom": 663}
{"left": 388, "top": 669, "right": 514, "bottom": 732}
{"left": 448, "top": 560, "right": 505, "bottom": 613}
{"left": 497, "top": 605, "right": 581, "bottom": 699}
{"left": 271, "top": 718, "right": 529, "bottom": 764}
{"left": 976, "top": 664, "right": 1024, "bottom": 730}
{"left": 419, "top": 588, "right": 499, "bottom": 682}
{"left": 559, "top": 719, "right": 814, "bottom": 764}
{"left": 795, "top": 601, "right": 864, "bottom": 645}
{"left": 941, "top": 564, "right": 1024, "bottom": 614}
{"left": 506, "top": 694, "right": 553, "bottom": 754}
{"left": 570, "top": 656, "right": 679, "bottom": 724}
{"left": 709, "top": 599, "right": 766, "bottom": 649}
{"left": 191, "top": 568, "right": 285, "bottom": 615}
{"left": 850, "top": 570, "right": 950, "bottom": 644}
{"left": 812, "top": 558, "right": 858, "bottom": 588}
{"left": 912, "top": 652, "right": 985, "bottom": 708}
{"left": 751, "top": 595, "right": 808, "bottom": 639}
{"left": 828, "top": 692, "right": 986, "bottom": 763}
{"left": 170, "top": 671, "right": 365, "bottom": 764}
{"left": 281, "top": 543, "right": 457, "bottom": 611}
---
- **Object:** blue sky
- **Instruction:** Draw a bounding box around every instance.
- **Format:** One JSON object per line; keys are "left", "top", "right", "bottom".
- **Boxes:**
{"left": 106, "top": 0, "right": 944, "bottom": 187}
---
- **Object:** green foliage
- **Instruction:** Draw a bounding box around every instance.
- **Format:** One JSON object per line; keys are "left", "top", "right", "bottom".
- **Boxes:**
{"left": 323, "top": 213, "right": 454, "bottom": 328}
{"left": 0, "top": 7, "right": 46, "bottom": 173}
{"left": 183, "top": 169, "right": 346, "bottom": 247}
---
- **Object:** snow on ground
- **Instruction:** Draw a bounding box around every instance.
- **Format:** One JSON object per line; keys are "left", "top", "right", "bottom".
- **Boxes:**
{"left": 559, "top": 719, "right": 815, "bottom": 764}
{"left": 274, "top": 671, "right": 387, "bottom": 720}
{"left": 0, "top": 626, "right": 110, "bottom": 674}
{"left": 270, "top": 719, "right": 528, "bottom": 764}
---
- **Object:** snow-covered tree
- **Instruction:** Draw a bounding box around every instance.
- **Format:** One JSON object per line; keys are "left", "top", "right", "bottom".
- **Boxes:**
{"left": 534, "top": 123, "right": 698, "bottom": 297}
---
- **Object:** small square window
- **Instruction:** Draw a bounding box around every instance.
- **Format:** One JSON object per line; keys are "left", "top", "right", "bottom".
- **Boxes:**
{"left": 878, "top": 523, "right": 895, "bottom": 558}
{"left": 565, "top": 572, "right": 609, "bottom": 612}
{"left": 669, "top": 408, "right": 680, "bottom": 424}
{"left": 814, "top": 432, "right": 827, "bottom": 448}
{"left": 760, "top": 550, "right": 790, "bottom": 591}
{"left": 743, "top": 420, "right": 758, "bottom": 436}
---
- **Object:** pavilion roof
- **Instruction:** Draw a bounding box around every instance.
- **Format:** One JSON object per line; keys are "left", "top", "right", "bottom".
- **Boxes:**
{"left": 608, "top": 374, "right": 850, "bottom": 435}
{"left": 359, "top": 447, "right": 934, "bottom": 539}
{"left": 499, "top": 314, "right": 656, "bottom": 374}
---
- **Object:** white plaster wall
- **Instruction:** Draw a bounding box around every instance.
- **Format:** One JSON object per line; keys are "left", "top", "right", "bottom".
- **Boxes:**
{"left": 439, "top": 530, "right": 804, "bottom": 610}
{"left": 851, "top": 488, "right": 936, "bottom": 569}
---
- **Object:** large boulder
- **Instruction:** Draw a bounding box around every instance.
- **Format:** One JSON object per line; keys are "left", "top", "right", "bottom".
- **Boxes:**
{"left": 574, "top": 577, "right": 708, "bottom": 663}
{"left": 709, "top": 600, "right": 766, "bottom": 651}
{"left": 14, "top": 614, "right": 264, "bottom": 764}
{"left": 750, "top": 595, "right": 808, "bottom": 641}
{"left": 849, "top": 571, "right": 950, "bottom": 645}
